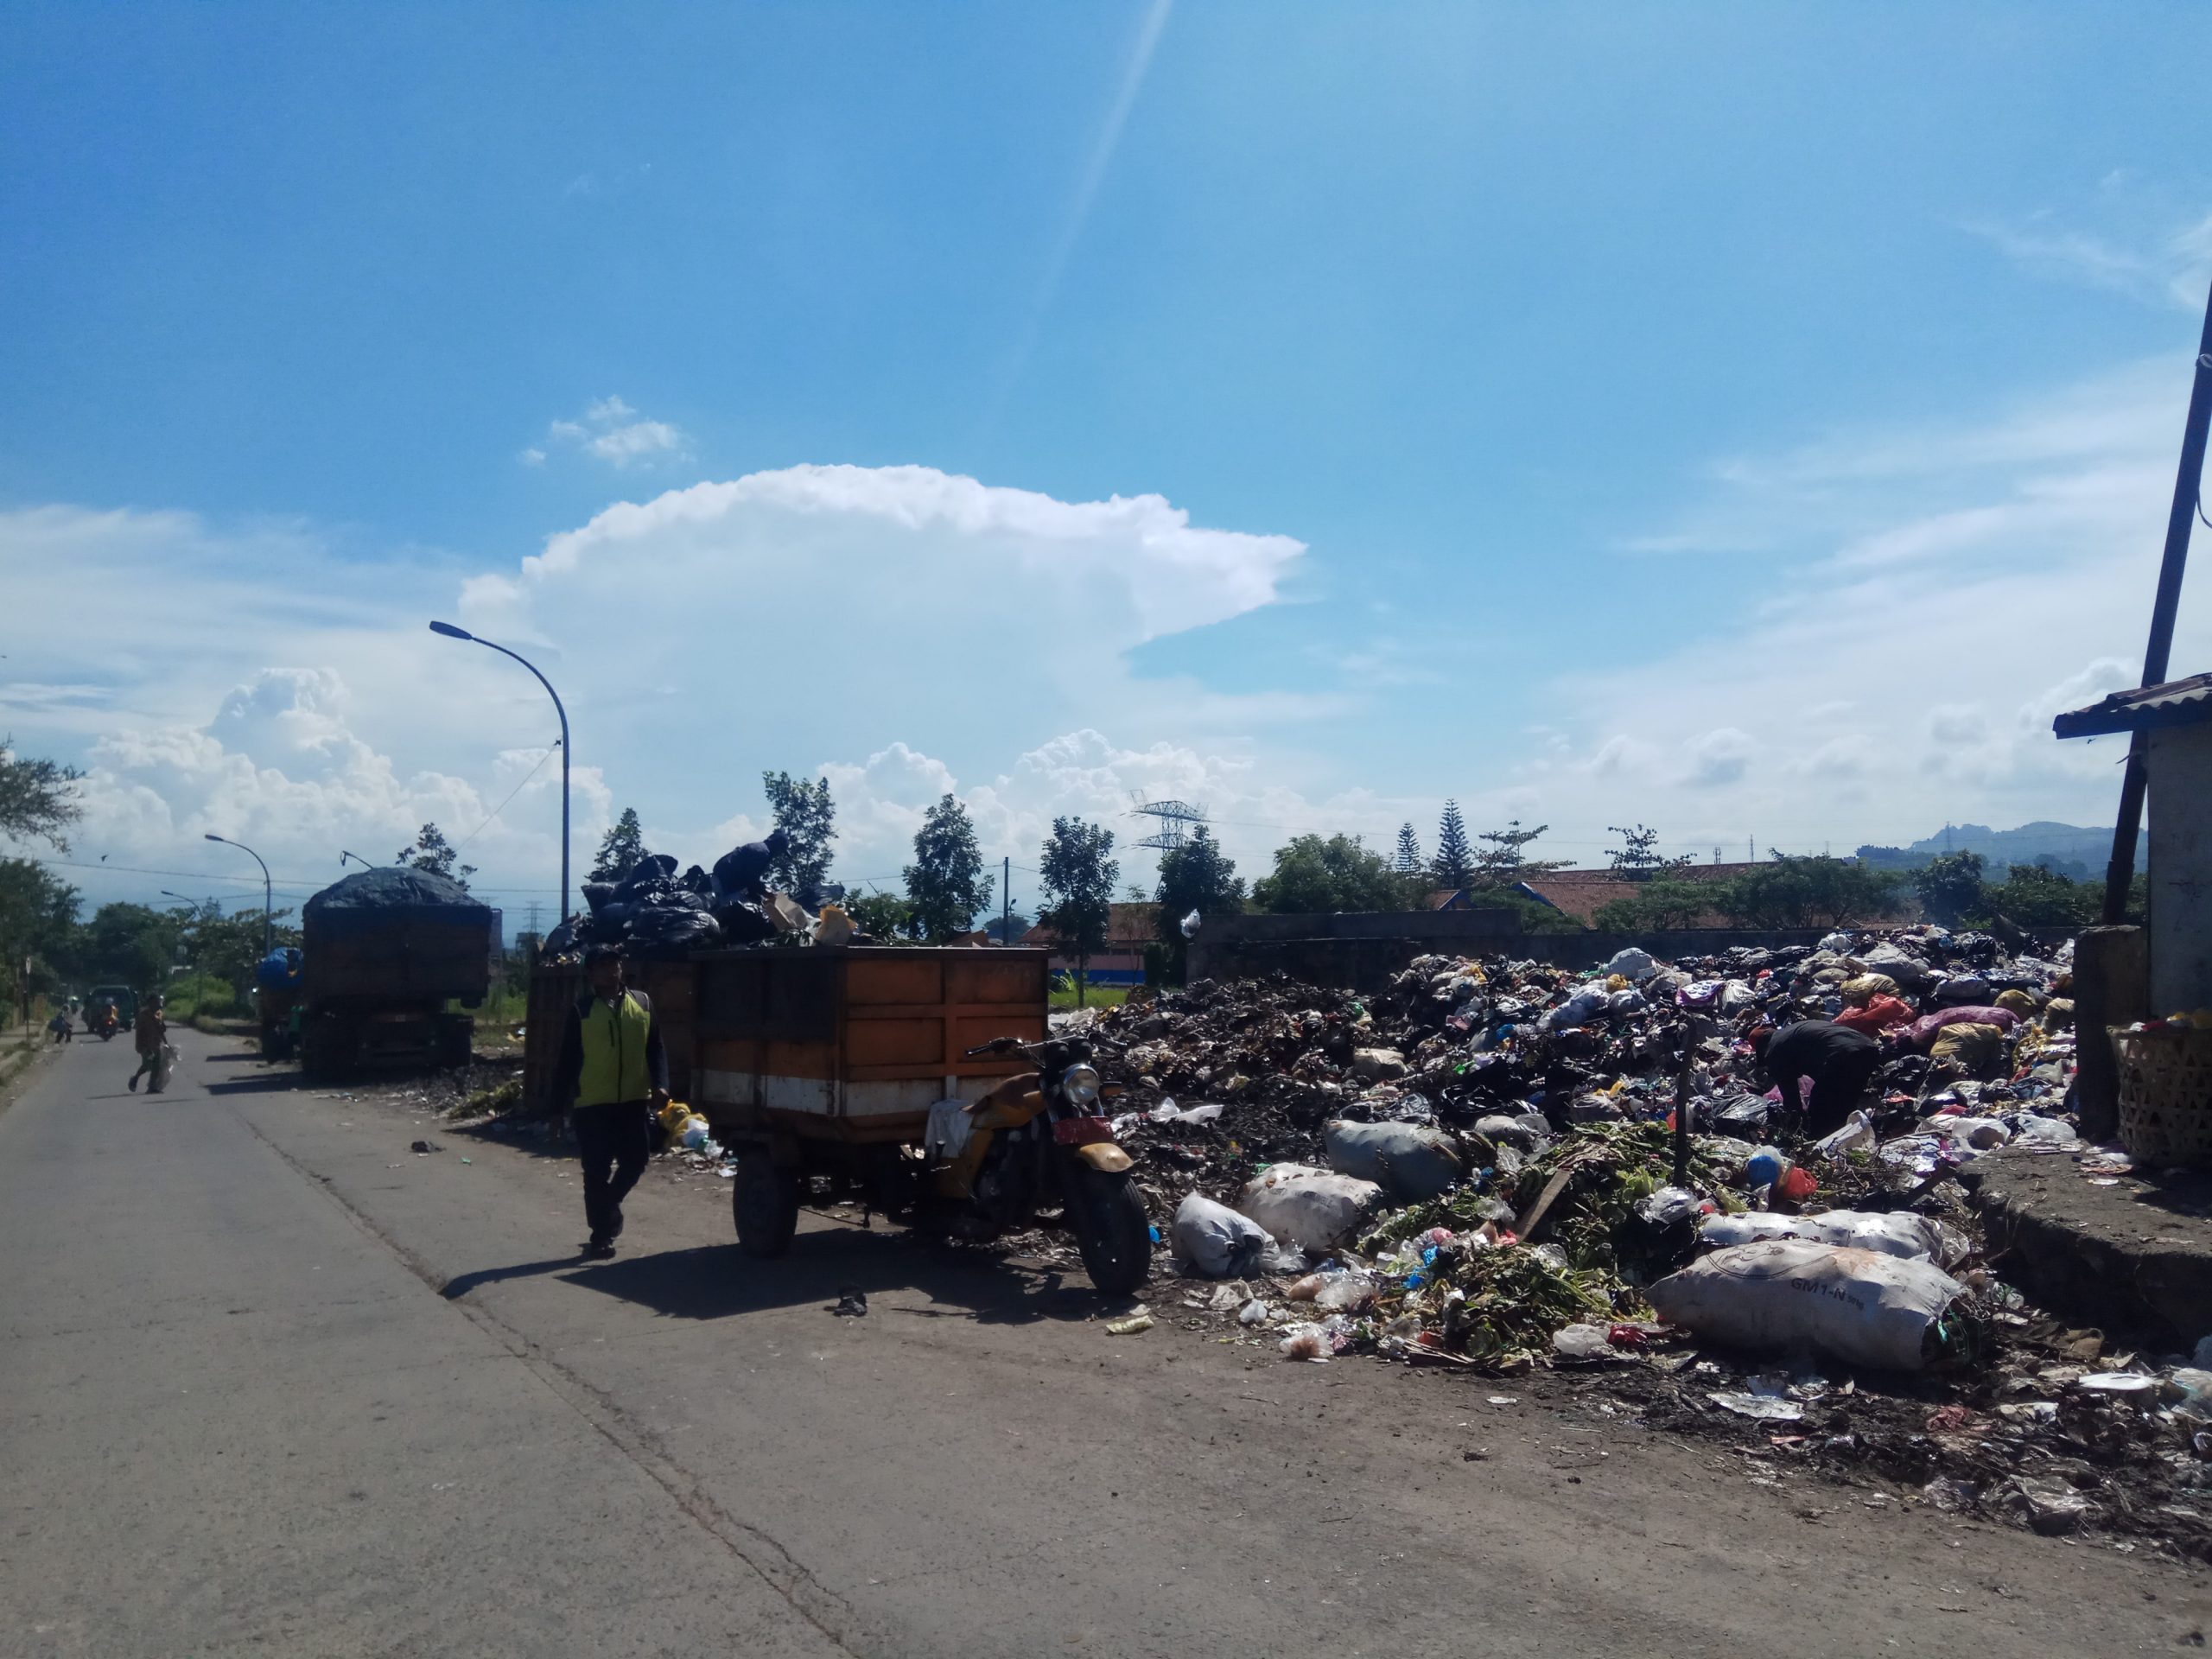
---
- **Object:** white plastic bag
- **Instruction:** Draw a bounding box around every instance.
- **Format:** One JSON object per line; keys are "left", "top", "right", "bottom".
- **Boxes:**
{"left": 1171, "top": 1192, "right": 1271, "bottom": 1279}
{"left": 1811, "top": 1110, "right": 1873, "bottom": 1160}
{"left": 1649, "top": 1240, "right": 1967, "bottom": 1371}
{"left": 1698, "top": 1208, "right": 1969, "bottom": 1268}
{"left": 1236, "top": 1163, "right": 1382, "bottom": 1255}
{"left": 1603, "top": 947, "right": 1657, "bottom": 982}
{"left": 1323, "top": 1120, "right": 1464, "bottom": 1200}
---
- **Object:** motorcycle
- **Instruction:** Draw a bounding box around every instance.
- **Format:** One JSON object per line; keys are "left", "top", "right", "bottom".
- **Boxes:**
{"left": 92, "top": 1008, "right": 119, "bottom": 1041}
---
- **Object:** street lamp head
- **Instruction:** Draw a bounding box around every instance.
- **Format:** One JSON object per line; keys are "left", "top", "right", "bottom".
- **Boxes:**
{"left": 204, "top": 833, "right": 224, "bottom": 843}
{"left": 429, "top": 620, "right": 474, "bottom": 641}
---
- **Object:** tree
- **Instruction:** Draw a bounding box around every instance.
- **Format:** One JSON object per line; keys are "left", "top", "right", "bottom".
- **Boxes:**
{"left": 1716, "top": 855, "right": 1904, "bottom": 929}
{"left": 1431, "top": 801, "right": 1475, "bottom": 889}
{"left": 1471, "top": 820, "right": 1570, "bottom": 887}
{"left": 1607, "top": 824, "right": 1665, "bottom": 881}
{"left": 1154, "top": 826, "right": 1244, "bottom": 982}
{"left": 1039, "top": 817, "right": 1118, "bottom": 1006}
{"left": 982, "top": 910, "right": 1033, "bottom": 944}
{"left": 1252, "top": 834, "right": 1418, "bottom": 913}
{"left": 762, "top": 772, "right": 836, "bottom": 896}
{"left": 186, "top": 907, "right": 303, "bottom": 996}
{"left": 1591, "top": 880, "right": 1716, "bottom": 934}
{"left": 903, "top": 794, "right": 993, "bottom": 942}
{"left": 0, "top": 858, "right": 79, "bottom": 1009}
{"left": 1394, "top": 823, "right": 1422, "bottom": 874}
{"left": 590, "top": 808, "right": 647, "bottom": 882}
{"left": 0, "top": 738, "right": 84, "bottom": 851}
{"left": 848, "top": 890, "right": 918, "bottom": 940}
{"left": 397, "top": 823, "right": 476, "bottom": 890}
{"left": 1914, "top": 850, "right": 1987, "bottom": 927}
{"left": 65, "top": 901, "right": 186, "bottom": 995}
{"left": 1986, "top": 861, "right": 2099, "bottom": 928}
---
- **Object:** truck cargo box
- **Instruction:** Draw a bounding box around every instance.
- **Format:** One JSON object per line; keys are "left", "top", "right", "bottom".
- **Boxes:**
{"left": 523, "top": 947, "right": 1047, "bottom": 1139}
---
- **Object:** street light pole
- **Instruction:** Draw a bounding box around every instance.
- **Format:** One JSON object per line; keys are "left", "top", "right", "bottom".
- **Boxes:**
{"left": 203, "top": 835, "right": 273, "bottom": 958}
{"left": 429, "top": 621, "right": 570, "bottom": 924}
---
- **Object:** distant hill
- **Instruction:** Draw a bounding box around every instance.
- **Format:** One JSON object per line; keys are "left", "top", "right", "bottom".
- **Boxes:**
{"left": 1856, "top": 821, "right": 2141, "bottom": 880}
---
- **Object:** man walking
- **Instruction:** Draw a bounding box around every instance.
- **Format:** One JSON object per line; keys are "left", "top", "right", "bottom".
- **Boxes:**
{"left": 126, "top": 992, "right": 166, "bottom": 1090}
{"left": 552, "top": 946, "right": 670, "bottom": 1259}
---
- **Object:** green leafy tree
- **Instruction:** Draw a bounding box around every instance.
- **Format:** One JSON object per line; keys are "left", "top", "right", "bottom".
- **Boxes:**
{"left": 1252, "top": 834, "right": 1419, "bottom": 913}
{"left": 0, "top": 738, "right": 84, "bottom": 851}
{"left": 1039, "top": 817, "right": 1118, "bottom": 1006}
{"left": 1591, "top": 880, "right": 1718, "bottom": 934}
{"left": 1913, "top": 850, "right": 1987, "bottom": 927}
{"left": 1471, "top": 820, "right": 1570, "bottom": 887}
{"left": 1987, "top": 861, "right": 2100, "bottom": 928}
{"left": 1716, "top": 855, "right": 1904, "bottom": 930}
{"left": 982, "top": 910, "right": 1033, "bottom": 944}
{"left": 1394, "top": 823, "right": 1422, "bottom": 874}
{"left": 848, "top": 890, "right": 918, "bottom": 940}
{"left": 903, "top": 794, "right": 993, "bottom": 942}
{"left": 762, "top": 772, "right": 836, "bottom": 895}
{"left": 1431, "top": 801, "right": 1475, "bottom": 889}
{"left": 0, "top": 858, "right": 80, "bottom": 1009}
{"left": 590, "top": 808, "right": 647, "bottom": 881}
{"left": 186, "top": 907, "right": 303, "bottom": 996}
{"left": 1154, "top": 826, "right": 1245, "bottom": 982}
{"left": 397, "top": 822, "right": 476, "bottom": 890}
{"left": 66, "top": 901, "right": 186, "bottom": 995}
{"left": 1607, "top": 824, "right": 1669, "bottom": 882}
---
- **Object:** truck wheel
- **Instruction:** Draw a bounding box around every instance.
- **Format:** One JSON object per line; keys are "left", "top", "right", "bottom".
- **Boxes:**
{"left": 733, "top": 1154, "right": 799, "bottom": 1258}
{"left": 1067, "top": 1166, "right": 1152, "bottom": 1299}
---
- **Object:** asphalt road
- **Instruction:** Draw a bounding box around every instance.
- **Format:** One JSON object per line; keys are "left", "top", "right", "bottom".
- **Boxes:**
{"left": 4, "top": 1028, "right": 2209, "bottom": 1657}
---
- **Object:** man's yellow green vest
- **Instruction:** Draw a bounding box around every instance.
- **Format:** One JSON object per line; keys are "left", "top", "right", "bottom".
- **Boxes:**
{"left": 576, "top": 991, "right": 653, "bottom": 1106}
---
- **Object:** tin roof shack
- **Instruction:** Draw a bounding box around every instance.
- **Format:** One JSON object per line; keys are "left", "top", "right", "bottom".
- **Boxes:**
{"left": 2056, "top": 671, "right": 2212, "bottom": 1015}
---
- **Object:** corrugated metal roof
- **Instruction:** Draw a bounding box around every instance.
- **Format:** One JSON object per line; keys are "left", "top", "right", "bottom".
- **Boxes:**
{"left": 2052, "top": 671, "right": 2212, "bottom": 739}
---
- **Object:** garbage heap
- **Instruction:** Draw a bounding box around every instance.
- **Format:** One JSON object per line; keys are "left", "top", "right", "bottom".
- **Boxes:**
{"left": 1097, "top": 928, "right": 2212, "bottom": 1551}
{"left": 539, "top": 850, "right": 854, "bottom": 962}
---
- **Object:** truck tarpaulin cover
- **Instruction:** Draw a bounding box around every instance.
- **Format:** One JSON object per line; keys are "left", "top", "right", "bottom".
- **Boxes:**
{"left": 303, "top": 868, "right": 490, "bottom": 937}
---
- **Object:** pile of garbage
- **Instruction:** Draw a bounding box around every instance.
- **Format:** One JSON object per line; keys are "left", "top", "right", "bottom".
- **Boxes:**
{"left": 1077, "top": 928, "right": 2212, "bottom": 1545}
{"left": 540, "top": 844, "right": 856, "bottom": 963}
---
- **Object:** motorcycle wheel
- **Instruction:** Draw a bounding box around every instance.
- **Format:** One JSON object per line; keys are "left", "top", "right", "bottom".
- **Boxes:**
{"left": 732, "top": 1153, "right": 799, "bottom": 1258}
{"left": 1067, "top": 1165, "right": 1151, "bottom": 1299}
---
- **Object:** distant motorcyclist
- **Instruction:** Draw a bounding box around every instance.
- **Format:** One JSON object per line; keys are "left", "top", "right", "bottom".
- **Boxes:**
{"left": 127, "top": 993, "right": 166, "bottom": 1091}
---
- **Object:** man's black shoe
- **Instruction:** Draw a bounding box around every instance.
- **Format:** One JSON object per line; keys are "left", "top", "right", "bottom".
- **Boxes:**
{"left": 127, "top": 1074, "right": 138, "bottom": 1092}
{"left": 582, "top": 1238, "right": 616, "bottom": 1261}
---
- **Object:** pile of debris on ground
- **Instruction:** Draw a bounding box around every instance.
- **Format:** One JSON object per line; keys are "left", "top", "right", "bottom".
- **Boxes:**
{"left": 1080, "top": 928, "right": 2212, "bottom": 1556}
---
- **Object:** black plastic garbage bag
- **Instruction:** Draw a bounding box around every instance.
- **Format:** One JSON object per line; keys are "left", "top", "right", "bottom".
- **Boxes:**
{"left": 680, "top": 863, "right": 715, "bottom": 897}
{"left": 713, "top": 901, "right": 775, "bottom": 945}
{"left": 582, "top": 881, "right": 617, "bottom": 918}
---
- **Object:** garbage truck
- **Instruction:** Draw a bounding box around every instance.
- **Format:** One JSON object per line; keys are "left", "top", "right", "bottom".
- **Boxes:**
{"left": 297, "top": 868, "right": 497, "bottom": 1080}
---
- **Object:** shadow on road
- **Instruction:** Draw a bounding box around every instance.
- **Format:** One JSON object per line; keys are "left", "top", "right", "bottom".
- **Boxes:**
{"left": 451, "top": 1233, "right": 1116, "bottom": 1325}
{"left": 203, "top": 1075, "right": 307, "bottom": 1096}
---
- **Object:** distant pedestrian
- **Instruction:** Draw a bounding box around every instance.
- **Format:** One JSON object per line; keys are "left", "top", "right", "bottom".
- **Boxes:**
{"left": 47, "top": 1008, "right": 72, "bottom": 1044}
{"left": 552, "top": 945, "right": 670, "bottom": 1259}
{"left": 126, "top": 993, "right": 166, "bottom": 1090}
{"left": 1751, "top": 1020, "right": 1881, "bottom": 1136}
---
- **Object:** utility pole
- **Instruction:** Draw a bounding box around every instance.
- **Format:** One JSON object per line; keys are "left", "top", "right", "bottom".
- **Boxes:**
{"left": 1001, "top": 857, "right": 1011, "bottom": 944}
{"left": 2103, "top": 278, "right": 2212, "bottom": 922}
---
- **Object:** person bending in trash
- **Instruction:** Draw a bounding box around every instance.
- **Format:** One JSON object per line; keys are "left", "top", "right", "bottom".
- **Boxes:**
{"left": 1751, "top": 1019, "right": 1881, "bottom": 1137}
{"left": 552, "top": 944, "right": 671, "bottom": 1260}
{"left": 711, "top": 826, "right": 789, "bottom": 905}
{"left": 47, "top": 1007, "right": 72, "bottom": 1043}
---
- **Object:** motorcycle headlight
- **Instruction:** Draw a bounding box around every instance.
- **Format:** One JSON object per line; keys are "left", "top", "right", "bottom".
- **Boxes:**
{"left": 1060, "top": 1064, "right": 1102, "bottom": 1108}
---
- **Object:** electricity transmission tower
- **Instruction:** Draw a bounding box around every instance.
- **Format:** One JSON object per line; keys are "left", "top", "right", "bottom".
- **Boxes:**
{"left": 1129, "top": 795, "right": 1209, "bottom": 854}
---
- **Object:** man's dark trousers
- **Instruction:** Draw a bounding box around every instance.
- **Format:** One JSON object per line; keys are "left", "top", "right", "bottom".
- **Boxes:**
{"left": 575, "top": 1100, "right": 652, "bottom": 1243}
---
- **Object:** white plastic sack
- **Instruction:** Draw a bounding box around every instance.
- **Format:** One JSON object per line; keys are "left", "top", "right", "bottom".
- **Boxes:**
{"left": 1649, "top": 1240, "right": 1967, "bottom": 1371}
{"left": 1236, "top": 1163, "right": 1382, "bottom": 1255}
{"left": 1172, "top": 1192, "right": 1272, "bottom": 1279}
{"left": 1544, "top": 988, "right": 1611, "bottom": 1031}
{"left": 1698, "top": 1209, "right": 1969, "bottom": 1268}
{"left": 1719, "top": 979, "right": 1757, "bottom": 1014}
{"left": 1323, "top": 1120, "right": 1464, "bottom": 1200}
{"left": 1603, "top": 946, "right": 1657, "bottom": 981}
{"left": 1810, "top": 1110, "right": 1873, "bottom": 1160}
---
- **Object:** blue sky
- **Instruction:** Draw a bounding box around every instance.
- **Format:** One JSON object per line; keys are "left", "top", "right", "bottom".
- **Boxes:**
{"left": 7, "top": 3, "right": 2212, "bottom": 918}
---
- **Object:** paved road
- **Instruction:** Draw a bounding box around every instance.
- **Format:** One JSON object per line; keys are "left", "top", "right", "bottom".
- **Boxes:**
{"left": 3, "top": 1029, "right": 2207, "bottom": 1657}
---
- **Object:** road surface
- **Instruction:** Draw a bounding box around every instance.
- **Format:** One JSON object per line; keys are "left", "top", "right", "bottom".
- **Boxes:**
{"left": 3, "top": 1028, "right": 2206, "bottom": 1656}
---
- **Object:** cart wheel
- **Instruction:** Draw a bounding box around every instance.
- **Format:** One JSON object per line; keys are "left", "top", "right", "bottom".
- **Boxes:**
{"left": 733, "top": 1153, "right": 799, "bottom": 1258}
